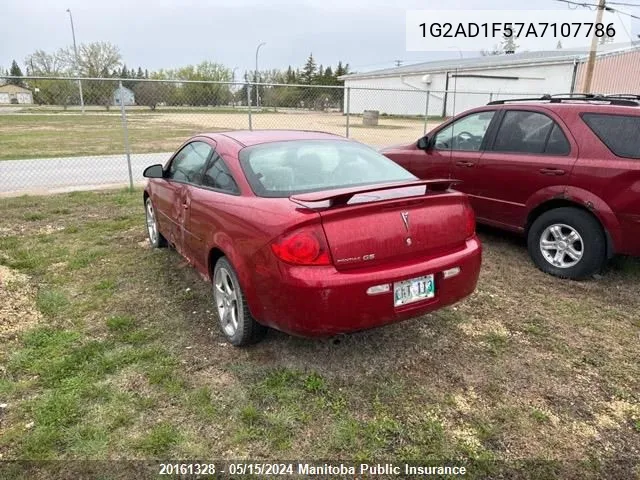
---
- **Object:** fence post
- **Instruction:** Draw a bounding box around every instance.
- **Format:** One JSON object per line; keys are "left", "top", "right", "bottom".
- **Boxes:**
{"left": 345, "top": 87, "right": 351, "bottom": 138}
{"left": 423, "top": 90, "right": 430, "bottom": 135}
{"left": 247, "top": 83, "right": 253, "bottom": 131}
{"left": 118, "top": 81, "right": 134, "bottom": 190}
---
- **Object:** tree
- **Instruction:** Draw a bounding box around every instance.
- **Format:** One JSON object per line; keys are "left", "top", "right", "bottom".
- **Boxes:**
{"left": 501, "top": 33, "right": 518, "bottom": 54}
{"left": 8, "top": 60, "right": 25, "bottom": 86}
{"left": 481, "top": 46, "right": 502, "bottom": 56}
{"left": 301, "top": 53, "right": 317, "bottom": 85}
{"left": 133, "top": 81, "right": 164, "bottom": 110}
{"left": 59, "top": 41, "right": 122, "bottom": 77}
{"left": 285, "top": 66, "right": 296, "bottom": 84}
{"left": 556, "top": 41, "right": 563, "bottom": 50}
{"left": 174, "top": 62, "right": 233, "bottom": 106}
{"left": 25, "top": 49, "right": 67, "bottom": 75}
{"left": 23, "top": 50, "right": 76, "bottom": 105}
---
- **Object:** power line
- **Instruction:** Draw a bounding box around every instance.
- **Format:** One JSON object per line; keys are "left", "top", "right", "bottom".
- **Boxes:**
{"left": 555, "top": 0, "right": 640, "bottom": 19}
{"left": 607, "top": 1, "right": 640, "bottom": 6}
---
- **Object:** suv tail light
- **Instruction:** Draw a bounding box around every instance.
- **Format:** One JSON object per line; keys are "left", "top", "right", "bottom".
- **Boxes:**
{"left": 271, "top": 226, "right": 332, "bottom": 266}
{"left": 463, "top": 203, "right": 476, "bottom": 238}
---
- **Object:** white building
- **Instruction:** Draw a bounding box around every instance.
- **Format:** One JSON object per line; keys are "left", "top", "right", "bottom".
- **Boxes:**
{"left": 112, "top": 85, "right": 135, "bottom": 106}
{"left": 339, "top": 43, "right": 640, "bottom": 117}
{"left": 0, "top": 84, "right": 33, "bottom": 104}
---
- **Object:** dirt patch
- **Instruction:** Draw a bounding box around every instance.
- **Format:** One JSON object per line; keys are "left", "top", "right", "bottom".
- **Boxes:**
{"left": 0, "top": 265, "right": 41, "bottom": 340}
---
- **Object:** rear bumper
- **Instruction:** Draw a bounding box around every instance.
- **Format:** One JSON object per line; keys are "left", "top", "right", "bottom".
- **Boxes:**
{"left": 253, "top": 236, "right": 482, "bottom": 337}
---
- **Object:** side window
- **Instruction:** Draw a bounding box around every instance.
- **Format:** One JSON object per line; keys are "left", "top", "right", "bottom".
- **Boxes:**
{"left": 168, "top": 141, "right": 212, "bottom": 183}
{"left": 545, "top": 124, "right": 571, "bottom": 155}
{"left": 492, "top": 111, "right": 569, "bottom": 155}
{"left": 202, "top": 152, "right": 240, "bottom": 193}
{"left": 582, "top": 113, "right": 640, "bottom": 159}
{"left": 434, "top": 111, "right": 495, "bottom": 152}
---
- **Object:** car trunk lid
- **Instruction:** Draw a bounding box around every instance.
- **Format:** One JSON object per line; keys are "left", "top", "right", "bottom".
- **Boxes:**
{"left": 290, "top": 180, "right": 472, "bottom": 270}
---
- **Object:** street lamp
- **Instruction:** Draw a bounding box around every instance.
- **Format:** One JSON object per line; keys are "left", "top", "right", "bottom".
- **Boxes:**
{"left": 66, "top": 8, "right": 85, "bottom": 113}
{"left": 255, "top": 42, "right": 266, "bottom": 108}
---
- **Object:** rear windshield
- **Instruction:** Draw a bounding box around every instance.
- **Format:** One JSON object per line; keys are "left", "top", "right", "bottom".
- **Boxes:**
{"left": 581, "top": 113, "right": 640, "bottom": 159}
{"left": 238, "top": 140, "right": 416, "bottom": 197}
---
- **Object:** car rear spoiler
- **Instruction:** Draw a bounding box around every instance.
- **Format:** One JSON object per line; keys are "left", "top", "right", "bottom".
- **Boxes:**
{"left": 290, "top": 179, "right": 461, "bottom": 208}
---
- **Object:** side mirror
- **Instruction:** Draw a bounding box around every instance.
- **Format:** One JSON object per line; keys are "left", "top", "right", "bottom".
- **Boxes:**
{"left": 417, "top": 136, "right": 430, "bottom": 150}
{"left": 143, "top": 164, "right": 164, "bottom": 179}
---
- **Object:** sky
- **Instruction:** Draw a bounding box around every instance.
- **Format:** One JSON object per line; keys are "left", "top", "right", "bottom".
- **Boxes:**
{"left": 2, "top": 0, "right": 639, "bottom": 76}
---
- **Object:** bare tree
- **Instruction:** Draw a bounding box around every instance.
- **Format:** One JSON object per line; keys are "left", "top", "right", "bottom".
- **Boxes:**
{"left": 59, "top": 41, "right": 122, "bottom": 77}
{"left": 25, "top": 49, "right": 67, "bottom": 75}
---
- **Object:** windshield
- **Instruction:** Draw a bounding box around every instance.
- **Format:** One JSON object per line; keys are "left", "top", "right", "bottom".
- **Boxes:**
{"left": 238, "top": 140, "right": 416, "bottom": 197}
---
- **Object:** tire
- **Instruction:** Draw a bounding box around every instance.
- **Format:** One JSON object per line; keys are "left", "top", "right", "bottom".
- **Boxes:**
{"left": 213, "top": 257, "right": 267, "bottom": 346}
{"left": 145, "top": 197, "right": 168, "bottom": 248}
{"left": 527, "top": 207, "right": 606, "bottom": 280}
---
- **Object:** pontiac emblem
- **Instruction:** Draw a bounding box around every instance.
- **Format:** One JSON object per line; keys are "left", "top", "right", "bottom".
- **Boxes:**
{"left": 401, "top": 211, "right": 410, "bottom": 232}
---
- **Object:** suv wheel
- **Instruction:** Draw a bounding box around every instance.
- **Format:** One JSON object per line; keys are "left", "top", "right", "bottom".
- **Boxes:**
{"left": 213, "top": 257, "right": 267, "bottom": 346}
{"left": 527, "top": 207, "right": 606, "bottom": 280}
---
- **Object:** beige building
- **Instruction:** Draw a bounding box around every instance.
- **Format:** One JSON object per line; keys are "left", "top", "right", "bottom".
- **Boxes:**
{"left": 0, "top": 84, "right": 33, "bottom": 104}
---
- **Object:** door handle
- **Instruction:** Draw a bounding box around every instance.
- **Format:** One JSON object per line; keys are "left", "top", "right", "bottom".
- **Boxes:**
{"left": 539, "top": 168, "right": 566, "bottom": 176}
{"left": 455, "top": 161, "right": 475, "bottom": 168}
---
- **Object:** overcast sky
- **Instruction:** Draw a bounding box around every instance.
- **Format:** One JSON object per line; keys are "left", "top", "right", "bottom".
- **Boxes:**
{"left": 2, "top": 0, "right": 639, "bottom": 76}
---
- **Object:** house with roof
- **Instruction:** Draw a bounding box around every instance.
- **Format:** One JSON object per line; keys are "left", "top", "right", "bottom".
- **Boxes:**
{"left": 339, "top": 43, "right": 640, "bottom": 117}
{"left": 0, "top": 84, "right": 33, "bottom": 104}
{"left": 112, "top": 85, "right": 135, "bottom": 106}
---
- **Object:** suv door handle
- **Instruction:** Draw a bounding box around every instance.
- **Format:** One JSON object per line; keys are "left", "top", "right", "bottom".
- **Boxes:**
{"left": 539, "top": 168, "right": 566, "bottom": 176}
{"left": 455, "top": 161, "right": 475, "bottom": 168}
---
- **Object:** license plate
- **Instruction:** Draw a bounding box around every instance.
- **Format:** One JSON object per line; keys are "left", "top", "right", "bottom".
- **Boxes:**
{"left": 393, "top": 274, "right": 435, "bottom": 307}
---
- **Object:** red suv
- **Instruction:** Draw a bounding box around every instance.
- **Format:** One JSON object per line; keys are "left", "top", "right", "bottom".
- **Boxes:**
{"left": 382, "top": 94, "right": 640, "bottom": 279}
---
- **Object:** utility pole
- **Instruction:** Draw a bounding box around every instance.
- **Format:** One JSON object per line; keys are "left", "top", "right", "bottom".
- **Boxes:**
{"left": 66, "top": 8, "right": 85, "bottom": 114}
{"left": 394, "top": 59, "right": 403, "bottom": 67}
{"left": 582, "top": 0, "right": 606, "bottom": 93}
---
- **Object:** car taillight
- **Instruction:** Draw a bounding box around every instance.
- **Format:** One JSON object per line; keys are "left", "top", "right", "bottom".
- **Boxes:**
{"left": 464, "top": 203, "right": 476, "bottom": 238}
{"left": 271, "top": 228, "right": 332, "bottom": 266}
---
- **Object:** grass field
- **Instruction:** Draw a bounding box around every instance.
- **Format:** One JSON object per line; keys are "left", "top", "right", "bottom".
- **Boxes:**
{"left": 1, "top": 190, "right": 639, "bottom": 478}
{"left": 0, "top": 111, "right": 438, "bottom": 161}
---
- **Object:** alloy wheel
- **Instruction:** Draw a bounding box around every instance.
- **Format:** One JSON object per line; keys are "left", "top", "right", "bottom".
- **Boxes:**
{"left": 145, "top": 200, "right": 158, "bottom": 245}
{"left": 214, "top": 267, "right": 239, "bottom": 337}
{"left": 539, "top": 223, "right": 584, "bottom": 269}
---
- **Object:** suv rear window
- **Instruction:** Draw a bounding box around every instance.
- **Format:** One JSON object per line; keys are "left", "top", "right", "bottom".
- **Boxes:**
{"left": 582, "top": 113, "right": 640, "bottom": 159}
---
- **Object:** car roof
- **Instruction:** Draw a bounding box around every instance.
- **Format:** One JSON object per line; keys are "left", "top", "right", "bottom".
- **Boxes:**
{"left": 201, "top": 130, "right": 346, "bottom": 147}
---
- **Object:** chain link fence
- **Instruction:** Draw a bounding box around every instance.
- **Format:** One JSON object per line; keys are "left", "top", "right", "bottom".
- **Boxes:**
{"left": 0, "top": 76, "right": 545, "bottom": 195}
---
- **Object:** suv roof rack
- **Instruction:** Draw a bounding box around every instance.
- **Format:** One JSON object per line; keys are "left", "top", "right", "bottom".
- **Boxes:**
{"left": 487, "top": 93, "right": 640, "bottom": 107}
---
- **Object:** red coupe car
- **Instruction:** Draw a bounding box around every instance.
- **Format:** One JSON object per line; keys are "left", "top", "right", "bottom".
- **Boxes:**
{"left": 143, "top": 130, "right": 481, "bottom": 345}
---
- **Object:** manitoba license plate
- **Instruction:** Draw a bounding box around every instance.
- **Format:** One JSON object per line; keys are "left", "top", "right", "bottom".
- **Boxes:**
{"left": 393, "top": 274, "right": 435, "bottom": 307}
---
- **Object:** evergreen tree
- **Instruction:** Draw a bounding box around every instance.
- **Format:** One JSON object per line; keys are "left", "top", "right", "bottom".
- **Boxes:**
{"left": 8, "top": 60, "right": 25, "bottom": 86}
{"left": 301, "top": 53, "right": 316, "bottom": 84}
{"left": 501, "top": 33, "right": 518, "bottom": 54}
{"left": 137, "top": 67, "right": 144, "bottom": 78}
{"left": 285, "top": 65, "right": 296, "bottom": 84}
